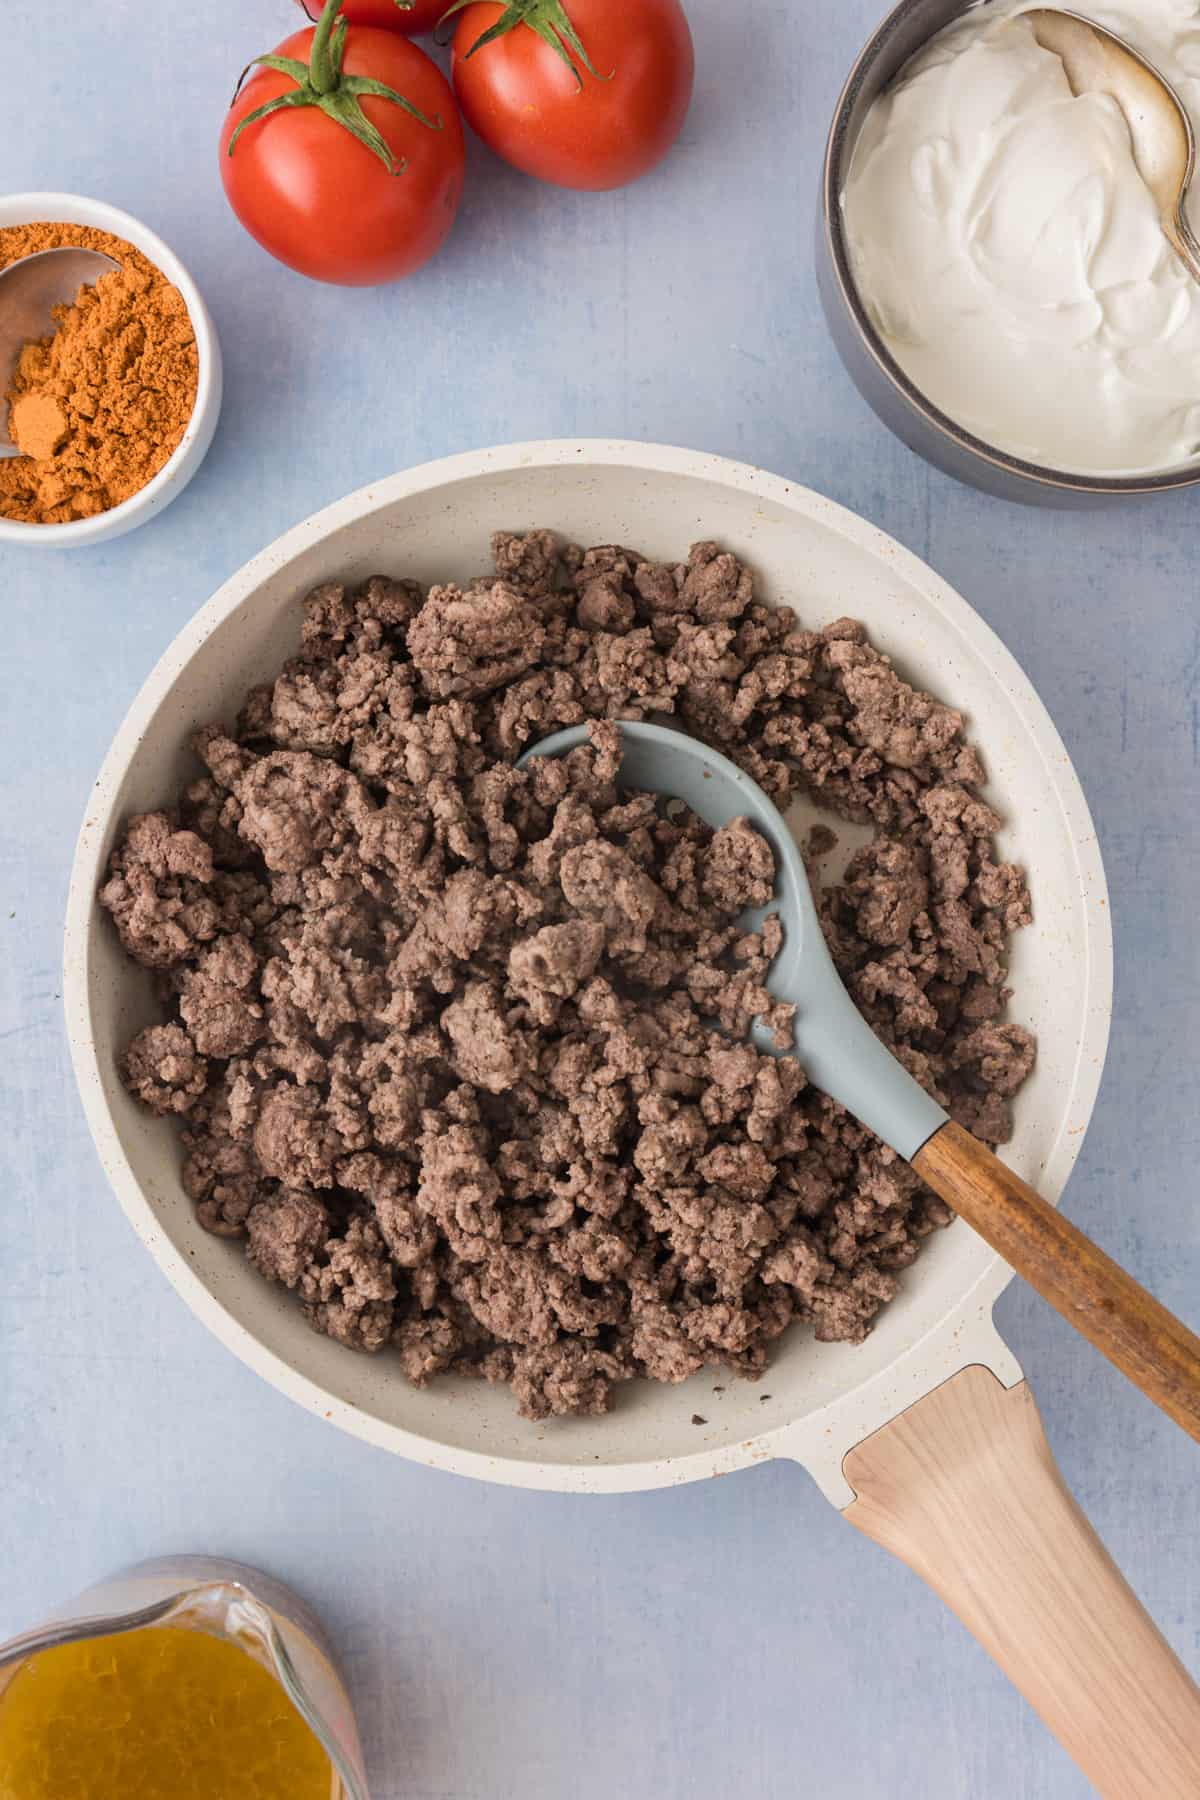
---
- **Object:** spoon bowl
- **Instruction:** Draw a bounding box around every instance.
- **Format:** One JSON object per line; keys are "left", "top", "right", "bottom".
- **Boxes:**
{"left": 0, "top": 247, "right": 119, "bottom": 456}
{"left": 519, "top": 721, "right": 947, "bottom": 1158}
{"left": 521, "top": 718, "right": 1200, "bottom": 1442}
{"left": 1025, "top": 7, "right": 1200, "bottom": 284}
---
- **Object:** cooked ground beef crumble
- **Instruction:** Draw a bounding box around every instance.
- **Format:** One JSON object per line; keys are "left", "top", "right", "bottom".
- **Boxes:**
{"left": 100, "top": 533, "right": 1035, "bottom": 1420}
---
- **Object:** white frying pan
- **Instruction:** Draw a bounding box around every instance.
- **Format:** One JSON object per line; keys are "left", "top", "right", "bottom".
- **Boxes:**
{"left": 64, "top": 443, "right": 1200, "bottom": 1796}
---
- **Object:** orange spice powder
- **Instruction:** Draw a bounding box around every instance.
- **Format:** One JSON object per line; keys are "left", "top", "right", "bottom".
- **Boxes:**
{"left": 0, "top": 222, "right": 199, "bottom": 525}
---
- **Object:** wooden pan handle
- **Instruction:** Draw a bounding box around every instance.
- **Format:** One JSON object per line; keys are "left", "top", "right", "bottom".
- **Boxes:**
{"left": 913, "top": 1122, "right": 1200, "bottom": 1443}
{"left": 844, "top": 1367, "right": 1200, "bottom": 1798}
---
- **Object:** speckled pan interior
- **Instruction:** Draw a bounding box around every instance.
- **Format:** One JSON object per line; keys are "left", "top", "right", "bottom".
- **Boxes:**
{"left": 63, "top": 441, "right": 1112, "bottom": 1503}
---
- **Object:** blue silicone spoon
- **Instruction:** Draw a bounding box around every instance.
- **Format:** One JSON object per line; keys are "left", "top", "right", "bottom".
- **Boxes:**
{"left": 519, "top": 721, "right": 1200, "bottom": 1441}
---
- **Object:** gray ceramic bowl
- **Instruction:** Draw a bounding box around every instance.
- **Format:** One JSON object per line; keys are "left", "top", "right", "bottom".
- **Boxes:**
{"left": 818, "top": 0, "right": 1200, "bottom": 506}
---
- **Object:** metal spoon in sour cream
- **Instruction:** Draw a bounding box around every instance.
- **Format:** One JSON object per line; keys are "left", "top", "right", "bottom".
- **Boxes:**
{"left": 1027, "top": 8, "right": 1200, "bottom": 285}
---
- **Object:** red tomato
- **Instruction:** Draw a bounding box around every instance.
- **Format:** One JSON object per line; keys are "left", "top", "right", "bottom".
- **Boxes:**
{"left": 293, "top": 0, "right": 445, "bottom": 34}
{"left": 221, "top": 17, "right": 464, "bottom": 285}
{"left": 449, "top": 0, "right": 693, "bottom": 191}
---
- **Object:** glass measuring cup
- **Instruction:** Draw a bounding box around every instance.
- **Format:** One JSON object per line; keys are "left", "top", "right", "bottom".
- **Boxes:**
{"left": 0, "top": 1556, "right": 370, "bottom": 1799}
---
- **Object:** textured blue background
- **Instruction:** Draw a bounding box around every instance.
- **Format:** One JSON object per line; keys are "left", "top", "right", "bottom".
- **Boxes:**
{"left": 2, "top": 3, "right": 1198, "bottom": 1795}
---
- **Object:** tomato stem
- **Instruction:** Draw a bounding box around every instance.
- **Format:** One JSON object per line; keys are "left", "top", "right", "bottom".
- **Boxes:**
{"left": 228, "top": 0, "right": 443, "bottom": 172}
{"left": 309, "top": 0, "right": 343, "bottom": 92}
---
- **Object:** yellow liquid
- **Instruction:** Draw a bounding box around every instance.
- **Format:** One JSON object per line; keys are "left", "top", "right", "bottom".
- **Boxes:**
{"left": 0, "top": 1625, "right": 334, "bottom": 1799}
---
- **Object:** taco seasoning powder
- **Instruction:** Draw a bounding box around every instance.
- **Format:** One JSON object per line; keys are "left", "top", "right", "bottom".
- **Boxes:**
{"left": 0, "top": 222, "right": 198, "bottom": 525}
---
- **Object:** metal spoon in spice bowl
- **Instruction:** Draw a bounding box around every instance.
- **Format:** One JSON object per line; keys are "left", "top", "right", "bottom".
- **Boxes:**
{"left": 0, "top": 247, "right": 118, "bottom": 456}
{"left": 521, "top": 721, "right": 1200, "bottom": 1442}
{"left": 1025, "top": 7, "right": 1200, "bottom": 284}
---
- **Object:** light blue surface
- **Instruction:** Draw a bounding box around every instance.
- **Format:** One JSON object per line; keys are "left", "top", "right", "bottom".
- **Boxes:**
{"left": 1, "top": 3, "right": 1197, "bottom": 1796}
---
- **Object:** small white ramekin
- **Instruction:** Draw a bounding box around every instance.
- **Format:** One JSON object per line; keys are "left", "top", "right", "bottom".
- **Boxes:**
{"left": 0, "top": 192, "right": 222, "bottom": 548}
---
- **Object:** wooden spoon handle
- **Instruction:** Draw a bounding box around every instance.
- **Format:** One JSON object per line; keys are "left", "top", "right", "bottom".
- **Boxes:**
{"left": 844, "top": 1367, "right": 1200, "bottom": 1798}
{"left": 913, "top": 1121, "right": 1200, "bottom": 1443}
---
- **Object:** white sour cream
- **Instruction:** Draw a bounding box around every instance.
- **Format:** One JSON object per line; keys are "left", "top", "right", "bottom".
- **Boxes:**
{"left": 842, "top": 0, "right": 1200, "bottom": 475}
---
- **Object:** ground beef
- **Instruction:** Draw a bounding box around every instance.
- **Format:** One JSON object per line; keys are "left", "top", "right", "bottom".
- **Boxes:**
{"left": 100, "top": 533, "right": 1035, "bottom": 1420}
{"left": 121, "top": 1022, "right": 208, "bottom": 1116}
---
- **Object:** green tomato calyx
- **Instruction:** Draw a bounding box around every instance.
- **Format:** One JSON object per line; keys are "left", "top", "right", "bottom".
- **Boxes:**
{"left": 440, "top": 0, "right": 613, "bottom": 89}
{"left": 228, "top": 0, "right": 441, "bottom": 174}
